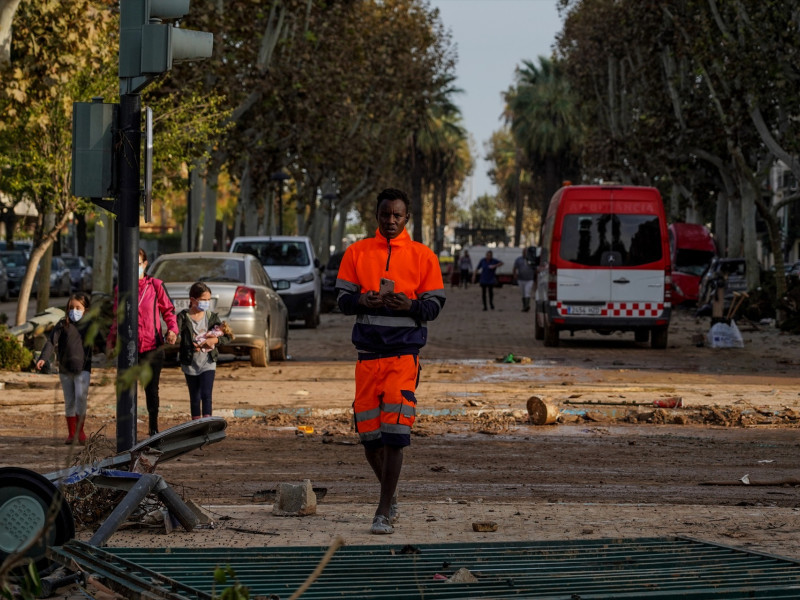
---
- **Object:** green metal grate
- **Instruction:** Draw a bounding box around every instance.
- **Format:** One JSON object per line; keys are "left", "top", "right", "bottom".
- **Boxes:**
{"left": 51, "top": 537, "right": 800, "bottom": 599}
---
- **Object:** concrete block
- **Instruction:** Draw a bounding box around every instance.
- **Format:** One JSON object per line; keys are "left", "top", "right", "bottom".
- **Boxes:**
{"left": 272, "top": 479, "right": 317, "bottom": 516}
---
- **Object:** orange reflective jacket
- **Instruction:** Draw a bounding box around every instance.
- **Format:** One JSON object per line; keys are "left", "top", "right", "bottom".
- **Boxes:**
{"left": 336, "top": 229, "right": 445, "bottom": 355}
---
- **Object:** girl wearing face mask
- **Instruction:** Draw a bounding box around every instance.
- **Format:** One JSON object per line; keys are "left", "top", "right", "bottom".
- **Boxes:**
{"left": 36, "top": 292, "right": 100, "bottom": 444}
{"left": 108, "top": 248, "right": 178, "bottom": 436}
{"left": 176, "top": 282, "right": 231, "bottom": 419}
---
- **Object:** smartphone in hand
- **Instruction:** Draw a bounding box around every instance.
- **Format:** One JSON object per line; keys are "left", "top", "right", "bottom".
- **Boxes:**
{"left": 379, "top": 278, "right": 395, "bottom": 296}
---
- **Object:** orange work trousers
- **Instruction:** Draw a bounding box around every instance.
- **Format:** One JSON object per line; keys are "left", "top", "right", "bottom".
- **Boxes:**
{"left": 353, "top": 354, "right": 420, "bottom": 448}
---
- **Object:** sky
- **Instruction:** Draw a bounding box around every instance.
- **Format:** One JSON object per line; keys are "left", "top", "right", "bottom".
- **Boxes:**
{"left": 429, "top": 0, "right": 563, "bottom": 206}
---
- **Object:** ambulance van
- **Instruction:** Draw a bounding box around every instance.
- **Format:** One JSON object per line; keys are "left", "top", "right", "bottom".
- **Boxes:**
{"left": 533, "top": 184, "right": 672, "bottom": 348}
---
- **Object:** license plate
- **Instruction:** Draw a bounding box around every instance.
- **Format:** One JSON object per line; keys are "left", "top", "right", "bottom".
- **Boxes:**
{"left": 566, "top": 305, "right": 601, "bottom": 315}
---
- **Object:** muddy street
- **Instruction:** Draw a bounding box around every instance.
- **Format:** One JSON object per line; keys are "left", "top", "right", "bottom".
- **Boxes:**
{"left": 2, "top": 283, "right": 799, "bottom": 558}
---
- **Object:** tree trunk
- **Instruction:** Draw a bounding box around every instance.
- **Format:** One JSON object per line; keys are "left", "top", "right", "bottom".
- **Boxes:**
{"left": 335, "top": 205, "right": 347, "bottom": 252}
{"left": 514, "top": 165, "right": 523, "bottom": 247}
{"left": 410, "top": 132, "right": 424, "bottom": 243}
{"left": 36, "top": 211, "right": 55, "bottom": 313}
{"left": 739, "top": 181, "right": 759, "bottom": 291}
{"left": 669, "top": 185, "right": 681, "bottom": 222}
{"left": 727, "top": 195, "right": 743, "bottom": 257}
{"left": 541, "top": 157, "right": 559, "bottom": 241}
{"left": 438, "top": 176, "right": 448, "bottom": 255}
{"left": 431, "top": 182, "right": 439, "bottom": 254}
{"left": 0, "top": 0, "right": 21, "bottom": 66}
{"left": 183, "top": 166, "right": 204, "bottom": 251}
{"left": 201, "top": 168, "right": 219, "bottom": 251}
{"left": 92, "top": 212, "right": 114, "bottom": 295}
{"left": 715, "top": 190, "right": 728, "bottom": 255}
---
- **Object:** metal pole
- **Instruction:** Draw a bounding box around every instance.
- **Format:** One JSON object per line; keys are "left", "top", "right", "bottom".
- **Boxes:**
{"left": 116, "top": 92, "right": 141, "bottom": 452}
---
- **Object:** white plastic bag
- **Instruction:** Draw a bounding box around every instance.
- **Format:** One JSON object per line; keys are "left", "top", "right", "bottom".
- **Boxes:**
{"left": 707, "top": 320, "right": 744, "bottom": 348}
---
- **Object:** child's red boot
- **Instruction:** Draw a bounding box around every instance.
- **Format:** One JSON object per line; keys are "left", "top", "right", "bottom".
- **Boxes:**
{"left": 64, "top": 416, "right": 77, "bottom": 445}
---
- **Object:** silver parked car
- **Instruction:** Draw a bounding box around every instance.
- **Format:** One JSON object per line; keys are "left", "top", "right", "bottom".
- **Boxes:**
{"left": 0, "top": 250, "right": 36, "bottom": 297}
{"left": 148, "top": 252, "right": 289, "bottom": 367}
{"left": 49, "top": 256, "right": 72, "bottom": 297}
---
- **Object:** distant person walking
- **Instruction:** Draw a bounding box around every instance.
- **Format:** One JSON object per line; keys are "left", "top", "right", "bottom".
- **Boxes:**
{"left": 458, "top": 251, "right": 473, "bottom": 288}
{"left": 475, "top": 250, "right": 502, "bottom": 310}
{"left": 336, "top": 187, "right": 446, "bottom": 535}
{"left": 512, "top": 247, "right": 536, "bottom": 312}
{"left": 176, "top": 282, "right": 232, "bottom": 419}
{"left": 108, "top": 248, "right": 178, "bottom": 436}
{"left": 36, "top": 292, "right": 101, "bottom": 444}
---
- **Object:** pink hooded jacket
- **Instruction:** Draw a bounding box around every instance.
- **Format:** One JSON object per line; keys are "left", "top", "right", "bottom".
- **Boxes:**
{"left": 108, "top": 275, "right": 178, "bottom": 353}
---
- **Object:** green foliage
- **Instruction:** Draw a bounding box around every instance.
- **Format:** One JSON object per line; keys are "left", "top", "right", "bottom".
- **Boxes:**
{"left": 212, "top": 566, "right": 250, "bottom": 600}
{"left": 469, "top": 194, "right": 506, "bottom": 229}
{"left": 1, "top": 559, "right": 42, "bottom": 600}
{"left": 0, "top": 326, "right": 33, "bottom": 371}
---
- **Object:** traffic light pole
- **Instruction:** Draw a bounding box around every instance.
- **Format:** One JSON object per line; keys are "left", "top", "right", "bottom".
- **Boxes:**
{"left": 116, "top": 92, "right": 141, "bottom": 452}
{"left": 111, "top": 0, "right": 213, "bottom": 452}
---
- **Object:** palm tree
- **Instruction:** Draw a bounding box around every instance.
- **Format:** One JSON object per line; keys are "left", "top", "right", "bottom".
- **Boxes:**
{"left": 418, "top": 99, "right": 472, "bottom": 254}
{"left": 504, "top": 56, "right": 580, "bottom": 237}
{"left": 405, "top": 72, "right": 464, "bottom": 244}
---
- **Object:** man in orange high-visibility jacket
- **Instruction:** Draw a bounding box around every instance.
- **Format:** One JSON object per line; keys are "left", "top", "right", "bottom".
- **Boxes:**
{"left": 336, "top": 188, "right": 446, "bottom": 535}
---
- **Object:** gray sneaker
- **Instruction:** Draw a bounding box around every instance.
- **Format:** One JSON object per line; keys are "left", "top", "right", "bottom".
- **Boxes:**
{"left": 370, "top": 514, "right": 394, "bottom": 535}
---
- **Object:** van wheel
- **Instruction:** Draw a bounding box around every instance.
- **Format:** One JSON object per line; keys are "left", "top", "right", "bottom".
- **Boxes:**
{"left": 543, "top": 319, "right": 560, "bottom": 347}
{"left": 533, "top": 306, "right": 544, "bottom": 340}
{"left": 651, "top": 326, "right": 668, "bottom": 349}
{"left": 635, "top": 329, "right": 649, "bottom": 343}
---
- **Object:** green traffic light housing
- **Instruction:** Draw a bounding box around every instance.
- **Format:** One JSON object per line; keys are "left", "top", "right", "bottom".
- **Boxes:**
{"left": 120, "top": 0, "right": 213, "bottom": 93}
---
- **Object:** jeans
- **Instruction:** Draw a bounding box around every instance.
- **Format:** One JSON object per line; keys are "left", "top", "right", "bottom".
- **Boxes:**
{"left": 59, "top": 371, "right": 91, "bottom": 416}
{"left": 185, "top": 370, "right": 216, "bottom": 418}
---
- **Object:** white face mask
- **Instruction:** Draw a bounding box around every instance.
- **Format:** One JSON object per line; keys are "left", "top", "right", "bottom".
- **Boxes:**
{"left": 69, "top": 309, "right": 84, "bottom": 322}
{"left": 196, "top": 300, "right": 211, "bottom": 311}
{"left": 138, "top": 265, "right": 145, "bottom": 279}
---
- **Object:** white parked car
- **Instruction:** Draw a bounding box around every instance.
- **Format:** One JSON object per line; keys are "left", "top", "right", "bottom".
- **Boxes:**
{"left": 229, "top": 236, "right": 322, "bottom": 328}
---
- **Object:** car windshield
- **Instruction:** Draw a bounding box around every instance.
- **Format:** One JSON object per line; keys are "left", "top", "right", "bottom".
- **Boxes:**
{"left": 151, "top": 257, "right": 246, "bottom": 283}
{"left": 236, "top": 241, "right": 310, "bottom": 267}
{"left": 559, "top": 214, "right": 662, "bottom": 267}
{"left": 0, "top": 252, "right": 27, "bottom": 267}
{"left": 62, "top": 257, "right": 82, "bottom": 268}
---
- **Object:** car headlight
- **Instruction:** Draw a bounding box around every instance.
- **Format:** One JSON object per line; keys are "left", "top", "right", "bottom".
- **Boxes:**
{"left": 295, "top": 273, "right": 314, "bottom": 284}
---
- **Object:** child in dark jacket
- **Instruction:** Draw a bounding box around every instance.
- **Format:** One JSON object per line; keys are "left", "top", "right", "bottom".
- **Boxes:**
{"left": 176, "top": 282, "right": 232, "bottom": 419}
{"left": 36, "top": 292, "right": 98, "bottom": 444}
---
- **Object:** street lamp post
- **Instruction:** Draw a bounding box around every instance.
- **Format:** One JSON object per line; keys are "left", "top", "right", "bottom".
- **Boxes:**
{"left": 270, "top": 170, "right": 290, "bottom": 235}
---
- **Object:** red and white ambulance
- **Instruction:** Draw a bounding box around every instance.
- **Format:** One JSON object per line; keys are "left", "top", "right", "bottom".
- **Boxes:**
{"left": 533, "top": 184, "right": 672, "bottom": 348}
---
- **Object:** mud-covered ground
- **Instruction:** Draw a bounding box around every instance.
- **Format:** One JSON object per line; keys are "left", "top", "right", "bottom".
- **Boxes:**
{"left": 1, "top": 284, "right": 799, "bottom": 563}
